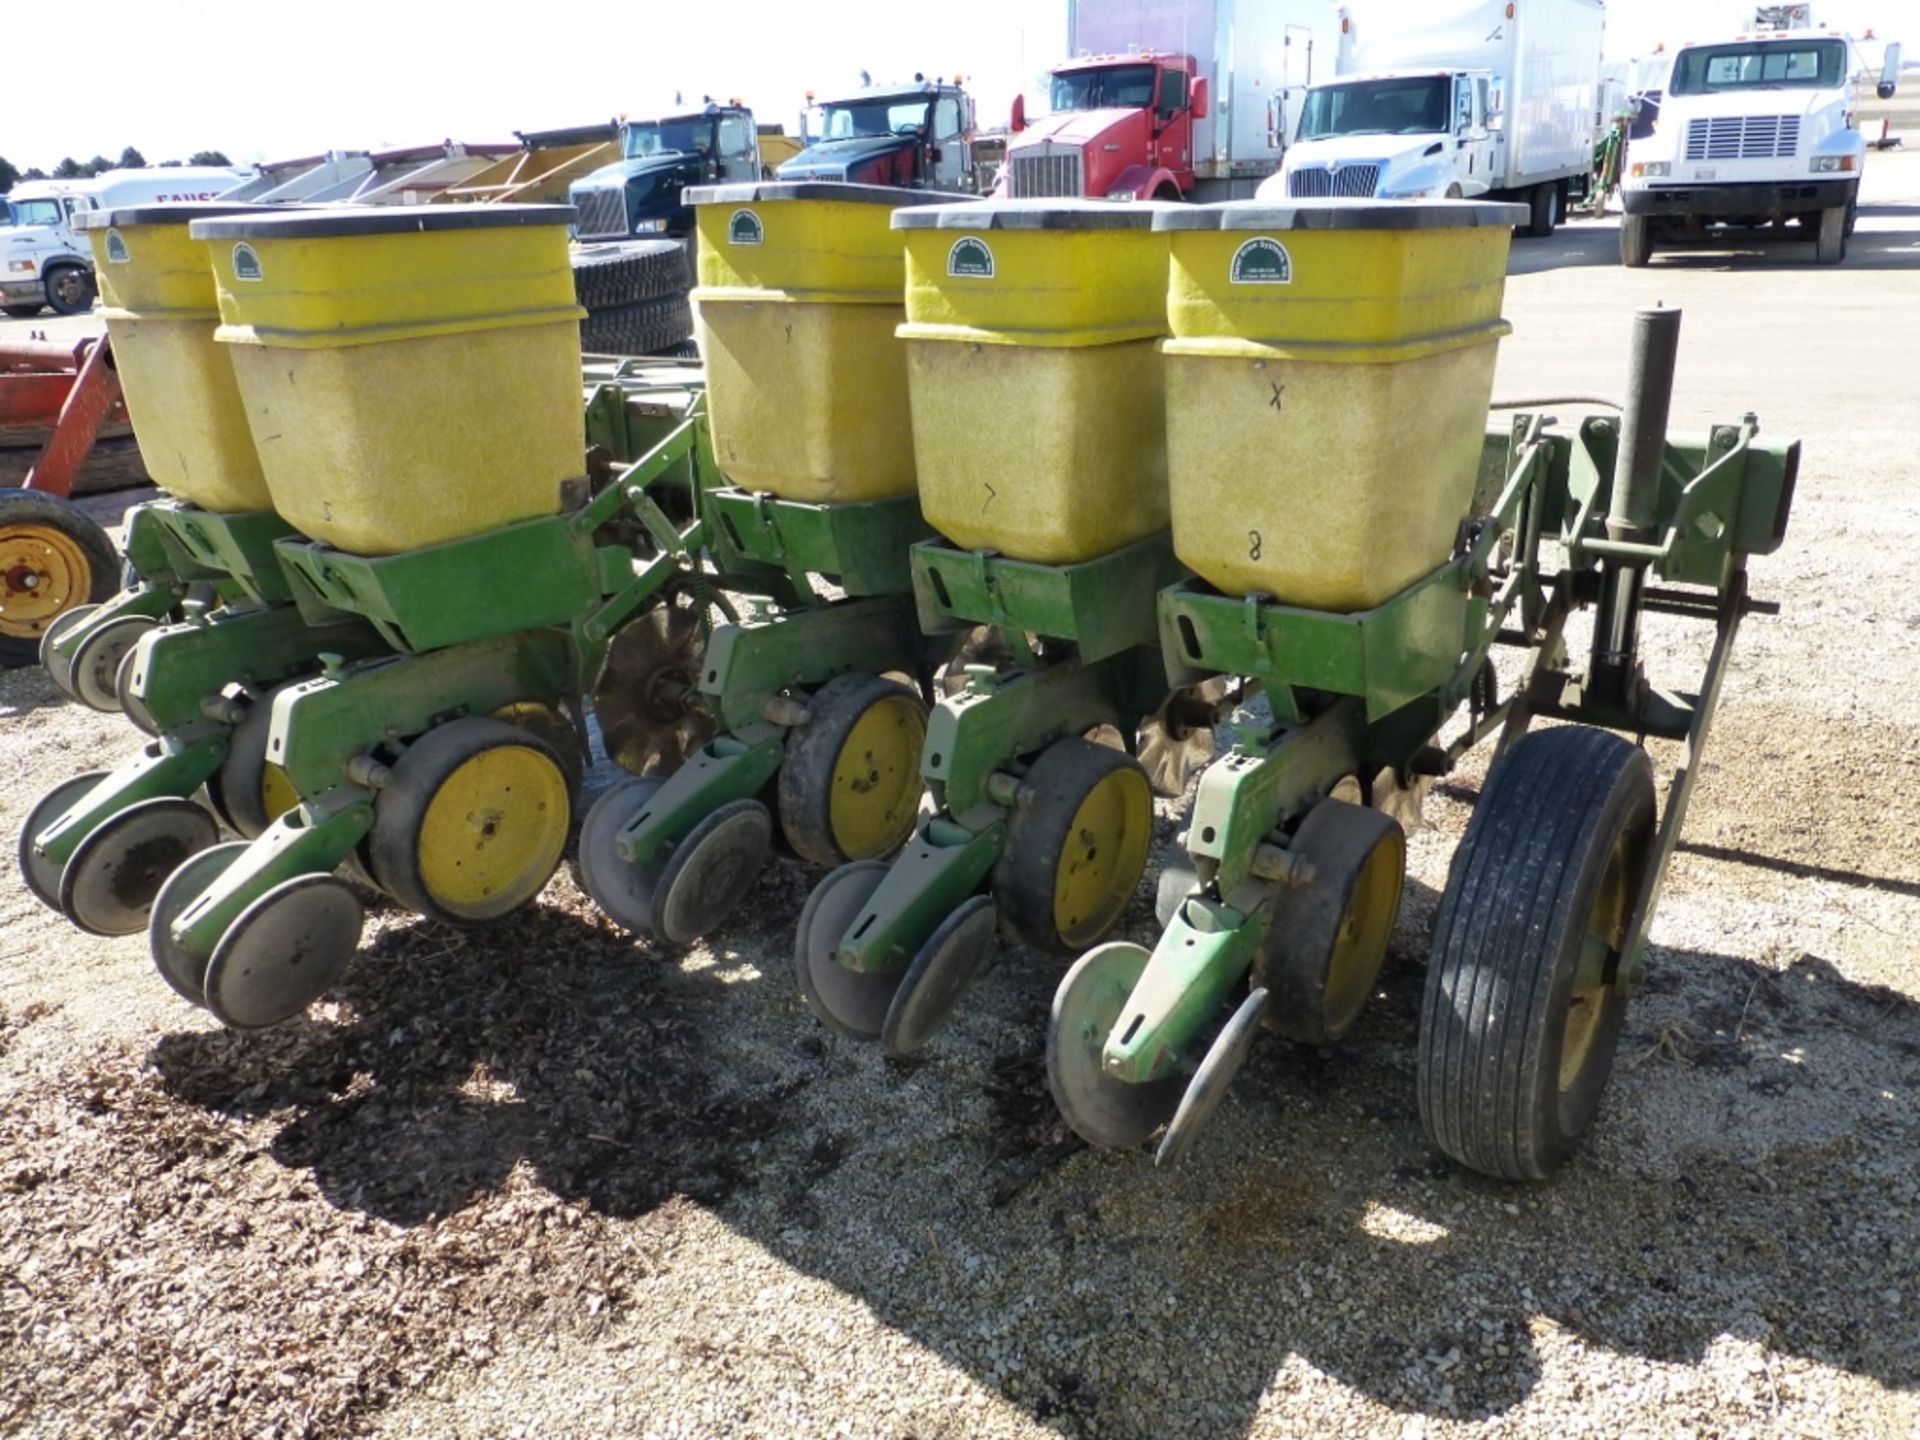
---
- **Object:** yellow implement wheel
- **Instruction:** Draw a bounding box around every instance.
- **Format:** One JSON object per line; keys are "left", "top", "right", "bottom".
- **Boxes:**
{"left": 995, "top": 737, "right": 1154, "bottom": 953}
{"left": 369, "top": 717, "right": 572, "bottom": 925}
{"left": 1418, "top": 725, "right": 1655, "bottom": 1181}
{"left": 0, "top": 492, "right": 119, "bottom": 669}
{"left": 779, "top": 673, "right": 929, "bottom": 867}
{"left": 1254, "top": 799, "right": 1406, "bottom": 1046}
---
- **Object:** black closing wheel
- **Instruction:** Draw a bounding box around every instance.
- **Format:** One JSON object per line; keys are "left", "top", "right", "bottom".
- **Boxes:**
{"left": 1254, "top": 800, "right": 1406, "bottom": 1046}
{"left": 994, "top": 738, "right": 1154, "bottom": 954}
{"left": 575, "top": 776, "right": 667, "bottom": 933}
{"left": 203, "top": 873, "right": 365, "bottom": 1029}
{"left": 778, "top": 673, "right": 929, "bottom": 868}
{"left": 1418, "top": 726, "right": 1655, "bottom": 1180}
{"left": 881, "top": 894, "right": 999, "bottom": 1058}
{"left": 149, "top": 840, "right": 251, "bottom": 1004}
{"left": 38, "top": 602, "right": 100, "bottom": 697}
{"left": 17, "top": 769, "right": 110, "bottom": 909}
{"left": 116, "top": 643, "right": 161, "bottom": 736}
{"left": 1156, "top": 987, "right": 1271, "bottom": 1169}
{"left": 650, "top": 798, "right": 774, "bottom": 947}
{"left": 793, "top": 860, "right": 899, "bottom": 1039}
{"left": 1048, "top": 942, "right": 1184, "bottom": 1149}
{"left": 70, "top": 615, "right": 157, "bottom": 712}
{"left": 368, "top": 717, "right": 572, "bottom": 926}
{"left": 58, "top": 797, "right": 220, "bottom": 936}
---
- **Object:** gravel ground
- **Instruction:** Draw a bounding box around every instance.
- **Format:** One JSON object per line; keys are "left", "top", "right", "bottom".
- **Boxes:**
{"left": 3, "top": 154, "right": 1919, "bottom": 1440}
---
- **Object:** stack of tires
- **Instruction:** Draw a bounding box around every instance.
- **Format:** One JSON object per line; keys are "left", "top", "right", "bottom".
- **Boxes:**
{"left": 571, "top": 240, "right": 697, "bottom": 358}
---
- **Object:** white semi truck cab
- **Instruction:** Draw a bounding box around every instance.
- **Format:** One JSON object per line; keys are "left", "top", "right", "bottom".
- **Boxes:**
{"left": 1618, "top": 25, "right": 1902, "bottom": 266}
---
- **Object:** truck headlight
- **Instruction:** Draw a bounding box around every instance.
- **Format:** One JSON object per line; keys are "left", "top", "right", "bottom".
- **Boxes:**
{"left": 7, "top": 259, "right": 37, "bottom": 273}
{"left": 636, "top": 218, "right": 669, "bottom": 232}
{"left": 1631, "top": 161, "right": 1670, "bottom": 178}
{"left": 1809, "top": 155, "right": 1856, "bottom": 173}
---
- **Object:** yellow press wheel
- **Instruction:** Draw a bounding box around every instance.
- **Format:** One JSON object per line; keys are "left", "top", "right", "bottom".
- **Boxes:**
{"left": 369, "top": 717, "right": 572, "bottom": 926}
{"left": 1253, "top": 799, "right": 1407, "bottom": 1047}
{"left": 778, "top": 673, "right": 929, "bottom": 868}
{"left": 994, "top": 737, "right": 1154, "bottom": 954}
{"left": 0, "top": 492, "right": 119, "bottom": 669}
{"left": 1417, "top": 725, "right": 1655, "bottom": 1181}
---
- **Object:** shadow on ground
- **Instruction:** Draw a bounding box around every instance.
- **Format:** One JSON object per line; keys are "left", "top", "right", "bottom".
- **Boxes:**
{"left": 143, "top": 853, "right": 1920, "bottom": 1436}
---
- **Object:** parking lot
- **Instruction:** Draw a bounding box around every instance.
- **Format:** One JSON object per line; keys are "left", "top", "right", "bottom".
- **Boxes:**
{"left": 2, "top": 151, "right": 1918, "bottom": 1439}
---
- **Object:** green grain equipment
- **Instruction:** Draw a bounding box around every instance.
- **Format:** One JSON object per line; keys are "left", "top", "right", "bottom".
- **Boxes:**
{"left": 573, "top": 183, "right": 955, "bottom": 950}
{"left": 791, "top": 200, "right": 1228, "bottom": 1057}
{"left": 1046, "top": 203, "right": 1796, "bottom": 1178}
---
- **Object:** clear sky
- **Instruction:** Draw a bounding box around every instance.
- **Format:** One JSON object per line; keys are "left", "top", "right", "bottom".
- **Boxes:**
{"left": 1, "top": 0, "right": 1904, "bottom": 173}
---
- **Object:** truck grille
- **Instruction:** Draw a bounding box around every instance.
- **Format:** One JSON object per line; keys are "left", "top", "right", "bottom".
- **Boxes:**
{"left": 1287, "top": 164, "right": 1382, "bottom": 198}
{"left": 1008, "top": 152, "right": 1084, "bottom": 198}
{"left": 574, "top": 186, "right": 628, "bottom": 240}
{"left": 1684, "top": 115, "right": 1802, "bottom": 161}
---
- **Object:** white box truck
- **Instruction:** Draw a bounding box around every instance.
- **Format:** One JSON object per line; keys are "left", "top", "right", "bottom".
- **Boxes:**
{"left": 1259, "top": 0, "right": 1605, "bottom": 236}
{"left": 1001, "top": 0, "right": 1329, "bottom": 201}
{"left": 1616, "top": 17, "right": 1902, "bottom": 267}
{"left": 1, "top": 166, "right": 253, "bottom": 317}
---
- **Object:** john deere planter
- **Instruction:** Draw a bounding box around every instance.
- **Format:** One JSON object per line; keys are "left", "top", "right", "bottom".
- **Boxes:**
{"left": 20, "top": 203, "right": 394, "bottom": 939}
{"left": 1046, "top": 200, "right": 1799, "bottom": 1180}
{"left": 794, "top": 200, "right": 1227, "bottom": 1058}
{"left": 574, "top": 183, "right": 952, "bottom": 950}
{"left": 21, "top": 202, "right": 769, "bottom": 1029}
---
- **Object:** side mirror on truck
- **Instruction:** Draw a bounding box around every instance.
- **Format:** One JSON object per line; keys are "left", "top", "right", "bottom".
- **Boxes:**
{"left": 1879, "top": 44, "right": 1902, "bottom": 101}
{"left": 1011, "top": 94, "right": 1027, "bottom": 133}
{"left": 1192, "top": 76, "right": 1210, "bottom": 120}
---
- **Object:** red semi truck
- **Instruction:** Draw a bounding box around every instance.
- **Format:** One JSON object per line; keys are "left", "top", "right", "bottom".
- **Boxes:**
{"left": 997, "top": 0, "right": 1328, "bottom": 201}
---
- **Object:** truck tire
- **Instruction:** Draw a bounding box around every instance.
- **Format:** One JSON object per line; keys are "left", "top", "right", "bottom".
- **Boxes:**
{"left": 580, "top": 294, "right": 695, "bottom": 357}
{"left": 3, "top": 303, "right": 43, "bottom": 319}
{"left": 571, "top": 241, "right": 691, "bottom": 312}
{"left": 1525, "top": 181, "right": 1560, "bottom": 239}
{"left": 1815, "top": 204, "right": 1847, "bottom": 264}
{"left": 43, "top": 265, "right": 95, "bottom": 316}
{"left": 1619, "top": 214, "right": 1653, "bottom": 268}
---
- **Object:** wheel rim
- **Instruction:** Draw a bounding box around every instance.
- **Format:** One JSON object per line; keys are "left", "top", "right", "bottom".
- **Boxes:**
{"left": 827, "top": 693, "right": 927, "bottom": 860}
{"left": 59, "top": 798, "right": 221, "bottom": 937}
{"left": 1321, "top": 825, "right": 1407, "bottom": 1035}
{"left": 260, "top": 763, "right": 301, "bottom": 828}
{"left": 1051, "top": 765, "right": 1152, "bottom": 949}
{"left": 1561, "top": 831, "right": 1634, "bottom": 1092}
{"left": 416, "top": 744, "right": 570, "bottom": 920}
{"left": 71, "top": 617, "right": 154, "bottom": 713}
{"left": 52, "top": 270, "right": 89, "bottom": 308}
{"left": 0, "top": 523, "right": 92, "bottom": 639}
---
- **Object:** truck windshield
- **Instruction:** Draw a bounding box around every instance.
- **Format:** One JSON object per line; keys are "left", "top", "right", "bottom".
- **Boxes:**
{"left": 1669, "top": 40, "right": 1845, "bottom": 94}
{"left": 819, "top": 97, "right": 933, "bottom": 139}
{"left": 8, "top": 199, "right": 63, "bottom": 227}
{"left": 1049, "top": 65, "right": 1158, "bottom": 111}
{"left": 625, "top": 119, "right": 714, "bottom": 159}
{"left": 1298, "top": 77, "right": 1451, "bottom": 140}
